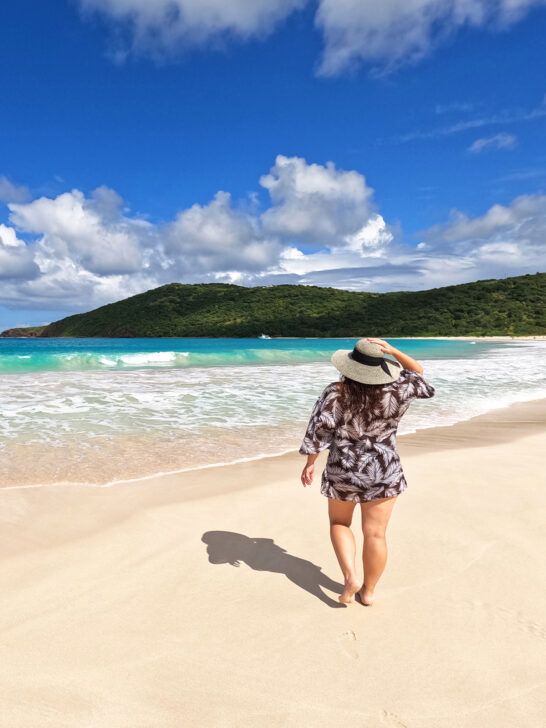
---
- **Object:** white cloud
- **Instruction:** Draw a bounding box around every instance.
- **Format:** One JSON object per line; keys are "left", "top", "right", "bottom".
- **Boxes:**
{"left": 164, "top": 191, "right": 282, "bottom": 273}
{"left": 78, "top": 0, "right": 546, "bottom": 74}
{"left": 79, "top": 0, "right": 307, "bottom": 60}
{"left": 0, "top": 156, "right": 394, "bottom": 310}
{"left": 1, "top": 187, "right": 160, "bottom": 309}
{"left": 2, "top": 160, "right": 545, "bottom": 317}
{"left": 260, "top": 155, "right": 376, "bottom": 246}
{"left": 401, "top": 193, "right": 546, "bottom": 285}
{"left": 494, "top": 167, "right": 546, "bottom": 183}
{"left": 343, "top": 214, "right": 394, "bottom": 253}
{"left": 435, "top": 101, "right": 475, "bottom": 115}
{"left": 468, "top": 132, "right": 517, "bottom": 153}
{"left": 250, "top": 192, "right": 546, "bottom": 290}
{"left": 0, "top": 176, "right": 31, "bottom": 204}
{"left": 391, "top": 97, "right": 546, "bottom": 144}
{"left": 417, "top": 194, "right": 546, "bottom": 243}
{"left": 8, "top": 186, "right": 149, "bottom": 276}
{"left": 315, "top": 0, "right": 546, "bottom": 76}
{"left": 0, "top": 225, "right": 40, "bottom": 280}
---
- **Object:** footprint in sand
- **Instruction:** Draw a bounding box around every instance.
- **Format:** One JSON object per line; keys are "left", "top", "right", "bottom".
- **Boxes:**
{"left": 470, "top": 600, "right": 546, "bottom": 641}
{"left": 380, "top": 709, "right": 409, "bottom": 728}
{"left": 338, "top": 629, "right": 359, "bottom": 659}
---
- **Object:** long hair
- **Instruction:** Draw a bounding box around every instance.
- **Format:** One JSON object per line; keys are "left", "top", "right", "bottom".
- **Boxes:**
{"left": 338, "top": 374, "right": 389, "bottom": 420}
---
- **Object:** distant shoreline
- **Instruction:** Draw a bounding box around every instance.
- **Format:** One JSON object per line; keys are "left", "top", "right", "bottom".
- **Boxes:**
{"left": 385, "top": 335, "right": 546, "bottom": 341}
{"left": 267, "top": 335, "right": 546, "bottom": 341}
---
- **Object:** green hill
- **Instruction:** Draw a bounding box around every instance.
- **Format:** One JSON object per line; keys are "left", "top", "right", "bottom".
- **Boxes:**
{"left": 3, "top": 273, "right": 545, "bottom": 338}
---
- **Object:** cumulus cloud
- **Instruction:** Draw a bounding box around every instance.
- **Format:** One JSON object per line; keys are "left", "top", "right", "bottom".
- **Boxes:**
{"left": 405, "top": 194, "right": 546, "bottom": 286}
{"left": 1, "top": 186, "right": 159, "bottom": 309}
{"left": 417, "top": 193, "right": 546, "bottom": 244}
{"left": 0, "top": 224, "right": 40, "bottom": 280}
{"left": 260, "top": 155, "right": 376, "bottom": 246}
{"left": 9, "top": 186, "right": 149, "bottom": 276}
{"left": 252, "top": 192, "right": 546, "bottom": 290}
{"left": 164, "top": 191, "right": 282, "bottom": 274}
{"left": 468, "top": 132, "right": 517, "bottom": 153}
{"left": 0, "top": 156, "right": 394, "bottom": 310}
{"left": 2, "top": 158, "right": 545, "bottom": 317}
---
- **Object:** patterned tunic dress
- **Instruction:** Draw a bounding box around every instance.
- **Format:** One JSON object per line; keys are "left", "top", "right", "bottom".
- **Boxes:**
{"left": 299, "top": 369, "right": 435, "bottom": 502}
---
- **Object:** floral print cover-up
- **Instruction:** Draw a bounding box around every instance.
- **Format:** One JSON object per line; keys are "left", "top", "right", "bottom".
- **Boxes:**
{"left": 299, "top": 369, "right": 435, "bottom": 502}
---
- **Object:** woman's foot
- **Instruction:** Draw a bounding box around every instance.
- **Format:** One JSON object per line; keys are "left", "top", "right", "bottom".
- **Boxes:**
{"left": 359, "top": 584, "right": 375, "bottom": 606}
{"left": 339, "top": 577, "right": 362, "bottom": 604}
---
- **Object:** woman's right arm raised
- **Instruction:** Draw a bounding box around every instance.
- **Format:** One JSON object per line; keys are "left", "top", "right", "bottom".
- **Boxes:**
{"left": 366, "top": 337, "right": 424, "bottom": 374}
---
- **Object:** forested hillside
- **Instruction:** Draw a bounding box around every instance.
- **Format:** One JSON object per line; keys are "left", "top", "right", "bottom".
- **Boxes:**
{"left": 2, "top": 273, "right": 544, "bottom": 337}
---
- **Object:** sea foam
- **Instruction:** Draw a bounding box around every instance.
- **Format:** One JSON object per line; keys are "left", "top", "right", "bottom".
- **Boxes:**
{"left": 0, "top": 339, "right": 544, "bottom": 487}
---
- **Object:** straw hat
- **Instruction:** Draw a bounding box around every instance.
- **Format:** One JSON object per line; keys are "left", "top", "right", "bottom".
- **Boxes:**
{"left": 331, "top": 338, "right": 401, "bottom": 385}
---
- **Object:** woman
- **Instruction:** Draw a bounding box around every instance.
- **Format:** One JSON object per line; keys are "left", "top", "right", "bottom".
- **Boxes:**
{"left": 299, "top": 337, "right": 435, "bottom": 607}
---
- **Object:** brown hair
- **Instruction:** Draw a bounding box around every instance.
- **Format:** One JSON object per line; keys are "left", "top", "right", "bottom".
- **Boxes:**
{"left": 338, "top": 374, "right": 389, "bottom": 419}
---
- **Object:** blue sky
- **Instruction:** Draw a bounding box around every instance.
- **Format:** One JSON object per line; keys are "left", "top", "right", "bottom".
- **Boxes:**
{"left": 0, "top": 0, "right": 545, "bottom": 328}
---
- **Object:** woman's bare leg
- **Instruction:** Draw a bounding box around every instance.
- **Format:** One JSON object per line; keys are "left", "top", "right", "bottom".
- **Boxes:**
{"left": 359, "top": 496, "right": 398, "bottom": 605}
{"left": 328, "top": 498, "right": 361, "bottom": 604}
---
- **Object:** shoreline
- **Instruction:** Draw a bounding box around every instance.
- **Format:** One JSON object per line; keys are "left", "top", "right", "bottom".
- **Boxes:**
{"left": 276, "top": 335, "right": 546, "bottom": 341}
{"left": 3, "top": 395, "right": 544, "bottom": 495}
{"left": 2, "top": 331, "right": 545, "bottom": 487}
{"left": 388, "top": 335, "right": 546, "bottom": 341}
{"left": 108, "top": 395, "right": 546, "bottom": 498}
{"left": 268, "top": 335, "right": 546, "bottom": 342}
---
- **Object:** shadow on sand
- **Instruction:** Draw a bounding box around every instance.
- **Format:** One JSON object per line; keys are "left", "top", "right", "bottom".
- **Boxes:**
{"left": 202, "top": 531, "right": 345, "bottom": 608}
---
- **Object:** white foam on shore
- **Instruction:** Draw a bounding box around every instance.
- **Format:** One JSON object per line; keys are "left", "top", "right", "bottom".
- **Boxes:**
{"left": 1, "top": 392, "right": 544, "bottom": 493}
{"left": 2, "top": 343, "right": 545, "bottom": 442}
{"left": 1, "top": 340, "right": 545, "bottom": 489}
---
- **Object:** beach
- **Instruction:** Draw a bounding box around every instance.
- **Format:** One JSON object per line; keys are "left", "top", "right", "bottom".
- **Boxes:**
{"left": 4, "top": 2, "right": 546, "bottom": 724}
{"left": 1, "top": 397, "right": 545, "bottom": 727}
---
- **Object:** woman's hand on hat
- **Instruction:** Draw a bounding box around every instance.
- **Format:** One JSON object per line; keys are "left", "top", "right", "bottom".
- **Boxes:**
{"left": 301, "top": 463, "right": 314, "bottom": 487}
{"left": 367, "top": 337, "right": 396, "bottom": 354}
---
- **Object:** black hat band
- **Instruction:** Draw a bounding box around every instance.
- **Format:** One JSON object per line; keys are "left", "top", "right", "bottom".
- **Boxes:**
{"left": 349, "top": 347, "right": 394, "bottom": 377}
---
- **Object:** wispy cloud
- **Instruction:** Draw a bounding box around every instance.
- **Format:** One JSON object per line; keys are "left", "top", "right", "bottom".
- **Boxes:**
{"left": 468, "top": 132, "right": 517, "bottom": 153}
{"left": 388, "top": 98, "right": 546, "bottom": 144}
{"left": 0, "top": 176, "right": 31, "bottom": 205}
{"left": 78, "top": 0, "right": 546, "bottom": 77}
{"left": 492, "top": 167, "right": 546, "bottom": 183}
{"left": 435, "top": 101, "right": 475, "bottom": 115}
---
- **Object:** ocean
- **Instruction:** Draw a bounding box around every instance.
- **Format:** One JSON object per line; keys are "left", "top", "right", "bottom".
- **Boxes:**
{"left": 1, "top": 337, "right": 545, "bottom": 487}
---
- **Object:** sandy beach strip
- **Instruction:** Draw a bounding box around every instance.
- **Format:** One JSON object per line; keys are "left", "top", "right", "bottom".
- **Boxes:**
{"left": 280, "top": 335, "right": 546, "bottom": 340}
{"left": 0, "top": 399, "right": 545, "bottom": 727}
{"left": 392, "top": 335, "right": 546, "bottom": 341}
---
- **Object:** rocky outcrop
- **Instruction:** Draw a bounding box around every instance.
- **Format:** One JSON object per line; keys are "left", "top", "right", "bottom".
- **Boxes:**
{"left": 0, "top": 326, "right": 45, "bottom": 337}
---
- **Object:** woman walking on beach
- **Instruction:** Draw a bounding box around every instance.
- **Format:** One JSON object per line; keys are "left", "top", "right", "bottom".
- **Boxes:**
{"left": 299, "top": 337, "right": 435, "bottom": 606}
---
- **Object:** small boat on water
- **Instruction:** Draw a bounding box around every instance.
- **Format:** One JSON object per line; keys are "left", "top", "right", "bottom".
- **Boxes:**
{"left": 259, "top": 333, "right": 271, "bottom": 339}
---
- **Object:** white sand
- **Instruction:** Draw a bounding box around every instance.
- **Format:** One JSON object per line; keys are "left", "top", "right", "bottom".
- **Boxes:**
{"left": 0, "top": 399, "right": 545, "bottom": 727}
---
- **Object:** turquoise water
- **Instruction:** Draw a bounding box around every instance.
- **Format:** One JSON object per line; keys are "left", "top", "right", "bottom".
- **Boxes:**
{"left": 0, "top": 337, "right": 485, "bottom": 374}
{"left": 0, "top": 337, "right": 544, "bottom": 487}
